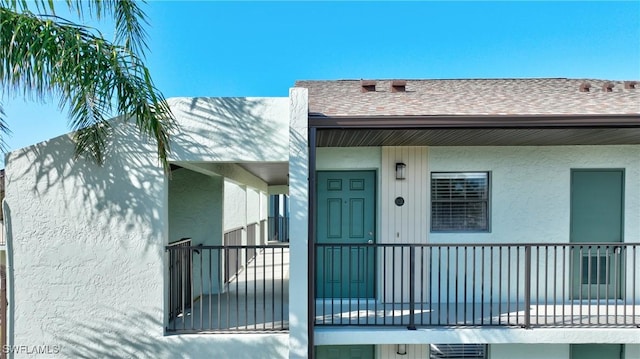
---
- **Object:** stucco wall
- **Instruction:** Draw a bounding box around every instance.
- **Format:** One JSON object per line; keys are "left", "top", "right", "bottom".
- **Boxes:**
{"left": 224, "top": 180, "right": 247, "bottom": 233}
{"left": 316, "top": 147, "right": 381, "bottom": 171}
{"left": 167, "top": 97, "right": 289, "bottom": 163}
{"left": 288, "top": 87, "right": 309, "bottom": 359}
{"left": 428, "top": 145, "right": 640, "bottom": 244}
{"left": 4, "top": 97, "right": 289, "bottom": 358}
{"left": 168, "top": 169, "right": 224, "bottom": 295}
{"left": 169, "top": 169, "right": 223, "bottom": 246}
{"left": 247, "top": 187, "right": 261, "bottom": 225}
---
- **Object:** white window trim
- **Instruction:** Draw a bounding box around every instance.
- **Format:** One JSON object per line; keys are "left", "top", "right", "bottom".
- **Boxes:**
{"left": 430, "top": 171, "right": 491, "bottom": 233}
{"left": 430, "top": 344, "right": 488, "bottom": 359}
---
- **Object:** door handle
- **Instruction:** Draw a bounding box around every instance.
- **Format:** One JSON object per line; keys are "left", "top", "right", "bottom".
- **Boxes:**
{"left": 367, "top": 239, "right": 373, "bottom": 244}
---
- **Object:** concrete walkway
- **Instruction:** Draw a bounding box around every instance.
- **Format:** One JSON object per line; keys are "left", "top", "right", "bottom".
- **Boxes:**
{"left": 315, "top": 300, "right": 640, "bottom": 327}
{"left": 170, "top": 244, "right": 290, "bottom": 333}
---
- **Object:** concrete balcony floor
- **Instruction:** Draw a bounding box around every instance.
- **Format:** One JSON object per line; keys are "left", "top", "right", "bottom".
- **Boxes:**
{"left": 314, "top": 300, "right": 640, "bottom": 328}
{"left": 169, "top": 244, "right": 290, "bottom": 333}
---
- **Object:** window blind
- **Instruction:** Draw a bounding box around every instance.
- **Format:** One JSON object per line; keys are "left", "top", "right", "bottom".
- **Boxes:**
{"left": 430, "top": 344, "right": 487, "bottom": 359}
{"left": 431, "top": 172, "right": 489, "bottom": 232}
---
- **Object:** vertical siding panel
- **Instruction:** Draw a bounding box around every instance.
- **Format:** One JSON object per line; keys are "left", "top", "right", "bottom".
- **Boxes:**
{"left": 381, "top": 147, "right": 392, "bottom": 302}
{"left": 412, "top": 146, "right": 419, "bottom": 244}
{"left": 382, "top": 146, "right": 386, "bottom": 301}
{"left": 391, "top": 146, "right": 400, "bottom": 302}
{"left": 405, "top": 146, "right": 412, "bottom": 242}
{"left": 381, "top": 146, "right": 430, "bottom": 304}
{"left": 423, "top": 146, "right": 429, "bottom": 243}
{"left": 407, "top": 146, "right": 415, "bottom": 243}
{"left": 400, "top": 147, "right": 408, "bottom": 301}
{"left": 388, "top": 146, "right": 394, "bottom": 243}
{"left": 401, "top": 147, "right": 408, "bottom": 303}
{"left": 398, "top": 147, "right": 406, "bottom": 302}
{"left": 393, "top": 146, "right": 400, "bottom": 300}
{"left": 418, "top": 146, "right": 423, "bottom": 243}
{"left": 380, "top": 147, "right": 387, "bottom": 244}
{"left": 377, "top": 344, "right": 430, "bottom": 359}
{"left": 396, "top": 146, "right": 403, "bottom": 245}
{"left": 420, "top": 146, "right": 425, "bottom": 241}
{"left": 393, "top": 146, "right": 399, "bottom": 301}
{"left": 422, "top": 146, "right": 430, "bottom": 303}
{"left": 388, "top": 146, "right": 395, "bottom": 244}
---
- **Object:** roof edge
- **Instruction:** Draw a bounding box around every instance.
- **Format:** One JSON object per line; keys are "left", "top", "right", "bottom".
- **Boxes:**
{"left": 309, "top": 114, "right": 640, "bottom": 129}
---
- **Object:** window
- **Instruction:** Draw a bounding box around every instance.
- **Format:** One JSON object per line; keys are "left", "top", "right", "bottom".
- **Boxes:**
{"left": 430, "top": 344, "right": 487, "bottom": 359}
{"left": 431, "top": 172, "right": 490, "bottom": 232}
{"left": 581, "top": 255, "right": 610, "bottom": 285}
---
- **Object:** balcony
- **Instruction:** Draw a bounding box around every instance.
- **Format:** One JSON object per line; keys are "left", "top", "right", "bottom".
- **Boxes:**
{"left": 314, "top": 243, "right": 640, "bottom": 328}
{"left": 166, "top": 238, "right": 289, "bottom": 333}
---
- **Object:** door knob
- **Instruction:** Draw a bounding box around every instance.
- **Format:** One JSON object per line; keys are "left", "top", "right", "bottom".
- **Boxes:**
{"left": 367, "top": 239, "right": 373, "bottom": 244}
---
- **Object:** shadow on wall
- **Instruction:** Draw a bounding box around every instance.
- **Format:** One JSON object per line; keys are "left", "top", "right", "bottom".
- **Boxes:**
{"left": 169, "top": 97, "right": 288, "bottom": 162}
{"left": 57, "top": 308, "right": 288, "bottom": 359}
{"left": 5, "top": 121, "right": 165, "bottom": 250}
{"left": 6, "top": 97, "right": 287, "bottom": 252}
{"left": 288, "top": 128, "right": 311, "bottom": 226}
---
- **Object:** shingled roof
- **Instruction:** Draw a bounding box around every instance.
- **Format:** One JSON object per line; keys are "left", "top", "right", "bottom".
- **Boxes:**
{"left": 295, "top": 78, "right": 640, "bottom": 117}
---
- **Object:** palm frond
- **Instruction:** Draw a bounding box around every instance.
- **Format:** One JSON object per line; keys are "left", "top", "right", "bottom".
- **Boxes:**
{"left": 0, "top": 105, "right": 10, "bottom": 152}
{"left": 0, "top": 5, "right": 174, "bottom": 170}
{"left": 112, "top": 0, "right": 149, "bottom": 56}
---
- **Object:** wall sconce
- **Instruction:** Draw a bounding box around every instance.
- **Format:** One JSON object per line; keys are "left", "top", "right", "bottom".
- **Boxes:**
{"left": 395, "top": 162, "right": 406, "bottom": 180}
{"left": 396, "top": 344, "right": 407, "bottom": 355}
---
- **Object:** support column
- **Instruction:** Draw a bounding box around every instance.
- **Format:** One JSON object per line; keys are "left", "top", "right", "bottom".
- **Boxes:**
{"left": 288, "top": 87, "right": 310, "bottom": 359}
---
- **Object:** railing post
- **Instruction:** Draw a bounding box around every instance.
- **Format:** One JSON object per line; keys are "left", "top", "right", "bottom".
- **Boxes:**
{"left": 408, "top": 245, "right": 416, "bottom": 330}
{"left": 523, "top": 245, "right": 532, "bottom": 329}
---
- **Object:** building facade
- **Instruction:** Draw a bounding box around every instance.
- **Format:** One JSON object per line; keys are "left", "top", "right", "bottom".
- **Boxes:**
{"left": 3, "top": 79, "right": 640, "bottom": 358}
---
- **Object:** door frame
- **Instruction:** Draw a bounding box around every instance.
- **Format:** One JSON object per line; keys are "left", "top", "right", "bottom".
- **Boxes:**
{"left": 315, "top": 170, "right": 378, "bottom": 300}
{"left": 570, "top": 344, "right": 624, "bottom": 359}
{"left": 569, "top": 168, "right": 625, "bottom": 300}
{"left": 315, "top": 344, "right": 376, "bottom": 359}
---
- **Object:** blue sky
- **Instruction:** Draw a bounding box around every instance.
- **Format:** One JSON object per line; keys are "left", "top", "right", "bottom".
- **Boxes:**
{"left": 2, "top": 1, "right": 639, "bottom": 161}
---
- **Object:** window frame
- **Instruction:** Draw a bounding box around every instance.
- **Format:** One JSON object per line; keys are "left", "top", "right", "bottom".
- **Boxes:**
{"left": 429, "top": 344, "right": 488, "bottom": 359}
{"left": 430, "top": 171, "right": 491, "bottom": 233}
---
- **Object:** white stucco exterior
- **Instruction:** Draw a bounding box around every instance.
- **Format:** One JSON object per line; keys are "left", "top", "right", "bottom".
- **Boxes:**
{"left": 167, "top": 97, "right": 289, "bottom": 163}
{"left": 4, "top": 97, "right": 290, "bottom": 358}
{"left": 169, "top": 169, "right": 223, "bottom": 246}
{"left": 288, "top": 87, "right": 310, "bottom": 359}
{"left": 4, "top": 87, "right": 640, "bottom": 359}
{"left": 428, "top": 145, "right": 640, "bottom": 245}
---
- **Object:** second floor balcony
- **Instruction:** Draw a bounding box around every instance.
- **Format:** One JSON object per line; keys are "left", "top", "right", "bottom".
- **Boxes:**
{"left": 314, "top": 242, "right": 640, "bottom": 329}
{"left": 166, "top": 236, "right": 289, "bottom": 334}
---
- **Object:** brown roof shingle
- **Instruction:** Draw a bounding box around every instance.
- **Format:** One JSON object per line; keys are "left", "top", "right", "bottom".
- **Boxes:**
{"left": 294, "top": 78, "right": 640, "bottom": 117}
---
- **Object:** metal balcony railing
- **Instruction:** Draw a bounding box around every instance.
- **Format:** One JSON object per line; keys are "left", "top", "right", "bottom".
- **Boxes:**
{"left": 166, "top": 243, "right": 289, "bottom": 333}
{"left": 314, "top": 243, "right": 639, "bottom": 328}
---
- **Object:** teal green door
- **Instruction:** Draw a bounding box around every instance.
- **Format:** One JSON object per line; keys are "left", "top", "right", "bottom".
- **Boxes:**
{"left": 316, "top": 171, "right": 376, "bottom": 298}
{"left": 316, "top": 345, "right": 375, "bottom": 359}
{"left": 570, "top": 169, "right": 624, "bottom": 300}
{"left": 571, "top": 344, "right": 623, "bottom": 359}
